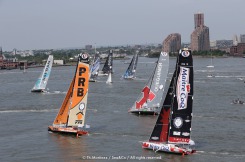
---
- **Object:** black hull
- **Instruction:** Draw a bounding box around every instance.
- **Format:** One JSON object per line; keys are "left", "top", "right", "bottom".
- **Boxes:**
{"left": 31, "top": 89, "right": 44, "bottom": 93}
{"left": 89, "top": 79, "right": 96, "bottom": 82}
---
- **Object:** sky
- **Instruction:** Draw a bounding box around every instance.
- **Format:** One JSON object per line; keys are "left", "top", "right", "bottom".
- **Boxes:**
{"left": 0, "top": 0, "right": 244, "bottom": 51}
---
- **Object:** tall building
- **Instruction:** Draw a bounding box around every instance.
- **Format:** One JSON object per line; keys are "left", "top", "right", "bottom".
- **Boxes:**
{"left": 240, "top": 34, "right": 245, "bottom": 43}
{"left": 163, "top": 33, "right": 181, "bottom": 53}
{"left": 194, "top": 13, "right": 204, "bottom": 29}
{"left": 191, "top": 13, "right": 210, "bottom": 51}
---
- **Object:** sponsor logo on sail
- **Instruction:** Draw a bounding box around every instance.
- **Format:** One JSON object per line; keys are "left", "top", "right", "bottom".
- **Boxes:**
{"left": 161, "top": 51, "right": 168, "bottom": 57}
{"left": 42, "top": 60, "right": 51, "bottom": 81}
{"left": 79, "top": 103, "right": 85, "bottom": 110}
{"left": 148, "top": 143, "right": 169, "bottom": 152}
{"left": 173, "top": 131, "right": 181, "bottom": 136}
{"left": 173, "top": 117, "right": 183, "bottom": 128}
{"left": 77, "top": 67, "right": 87, "bottom": 97}
{"left": 75, "top": 111, "right": 84, "bottom": 124}
{"left": 182, "top": 132, "right": 190, "bottom": 136}
{"left": 181, "top": 50, "right": 190, "bottom": 57}
{"left": 81, "top": 53, "right": 88, "bottom": 59}
{"left": 151, "top": 136, "right": 159, "bottom": 140}
{"left": 176, "top": 67, "right": 190, "bottom": 110}
{"left": 154, "top": 62, "right": 163, "bottom": 92}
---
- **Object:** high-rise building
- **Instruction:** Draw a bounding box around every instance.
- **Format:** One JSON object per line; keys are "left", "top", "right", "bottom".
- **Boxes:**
{"left": 191, "top": 13, "right": 210, "bottom": 51}
{"left": 163, "top": 33, "right": 181, "bottom": 53}
{"left": 194, "top": 13, "right": 204, "bottom": 29}
{"left": 240, "top": 34, "right": 245, "bottom": 43}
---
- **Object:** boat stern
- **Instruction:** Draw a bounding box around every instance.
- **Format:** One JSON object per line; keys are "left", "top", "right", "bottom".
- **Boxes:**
{"left": 129, "top": 107, "right": 159, "bottom": 115}
{"left": 142, "top": 141, "right": 195, "bottom": 155}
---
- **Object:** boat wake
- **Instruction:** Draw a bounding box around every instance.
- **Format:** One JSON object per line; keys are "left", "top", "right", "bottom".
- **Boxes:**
{"left": 196, "top": 151, "right": 245, "bottom": 157}
{"left": 43, "top": 91, "right": 67, "bottom": 94}
{"left": 0, "top": 109, "right": 58, "bottom": 114}
{"left": 89, "top": 132, "right": 146, "bottom": 138}
{"left": 215, "top": 75, "right": 245, "bottom": 78}
{"left": 0, "top": 108, "right": 98, "bottom": 114}
{"left": 195, "top": 115, "right": 216, "bottom": 119}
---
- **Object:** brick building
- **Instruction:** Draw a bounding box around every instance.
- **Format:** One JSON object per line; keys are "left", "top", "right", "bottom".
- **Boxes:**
{"left": 190, "top": 13, "right": 210, "bottom": 52}
{"left": 230, "top": 43, "right": 245, "bottom": 56}
{"left": 163, "top": 33, "right": 181, "bottom": 53}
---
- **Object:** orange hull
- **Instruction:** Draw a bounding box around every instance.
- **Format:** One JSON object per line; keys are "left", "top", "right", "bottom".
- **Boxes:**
{"left": 48, "top": 126, "right": 88, "bottom": 136}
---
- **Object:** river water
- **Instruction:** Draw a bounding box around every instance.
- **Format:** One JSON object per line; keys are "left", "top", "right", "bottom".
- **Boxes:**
{"left": 0, "top": 57, "right": 245, "bottom": 162}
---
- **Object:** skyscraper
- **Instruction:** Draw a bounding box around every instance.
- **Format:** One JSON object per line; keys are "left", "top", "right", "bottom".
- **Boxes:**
{"left": 240, "top": 34, "right": 245, "bottom": 43}
{"left": 194, "top": 13, "right": 204, "bottom": 29}
{"left": 191, "top": 13, "right": 210, "bottom": 51}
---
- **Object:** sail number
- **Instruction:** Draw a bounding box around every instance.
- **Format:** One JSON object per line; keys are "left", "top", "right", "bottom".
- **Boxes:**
{"left": 77, "top": 67, "right": 86, "bottom": 97}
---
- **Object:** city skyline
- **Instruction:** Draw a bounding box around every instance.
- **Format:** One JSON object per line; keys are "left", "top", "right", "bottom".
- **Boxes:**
{"left": 0, "top": 0, "right": 245, "bottom": 51}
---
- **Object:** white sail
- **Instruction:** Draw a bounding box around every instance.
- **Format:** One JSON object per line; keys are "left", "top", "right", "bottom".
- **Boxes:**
{"left": 89, "top": 53, "right": 100, "bottom": 82}
{"left": 31, "top": 55, "right": 53, "bottom": 92}
{"left": 106, "top": 72, "right": 112, "bottom": 84}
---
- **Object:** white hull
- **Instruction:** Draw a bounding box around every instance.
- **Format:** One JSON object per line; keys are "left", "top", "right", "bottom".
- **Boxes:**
{"left": 142, "top": 142, "right": 195, "bottom": 155}
{"left": 98, "top": 73, "right": 108, "bottom": 76}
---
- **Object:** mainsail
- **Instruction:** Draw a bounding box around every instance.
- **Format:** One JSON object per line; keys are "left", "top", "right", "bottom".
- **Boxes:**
{"left": 123, "top": 52, "right": 138, "bottom": 79}
{"left": 129, "top": 51, "right": 169, "bottom": 114}
{"left": 101, "top": 50, "right": 113, "bottom": 74}
{"left": 48, "top": 53, "right": 90, "bottom": 136}
{"left": 168, "top": 49, "right": 194, "bottom": 144}
{"left": 89, "top": 53, "right": 100, "bottom": 81}
{"left": 31, "top": 55, "right": 53, "bottom": 92}
{"left": 142, "top": 48, "right": 195, "bottom": 155}
{"left": 149, "top": 71, "right": 175, "bottom": 142}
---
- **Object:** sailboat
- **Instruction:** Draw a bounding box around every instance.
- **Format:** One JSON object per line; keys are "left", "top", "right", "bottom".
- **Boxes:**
{"left": 48, "top": 53, "right": 90, "bottom": 136}
{"left": 89, "top": 53, "right": 100, "bottom": 82}
{"left": 128, "top": 51, "right": 169, "bottom": 115}
{"left": 142, "top": 48, "right": 196, "bottom": 155}
{"left": 99, "top": 50, "right": 113, "bottom": 76}
{"left": 31, "top": 55, "right": 53, "bottom": 92}
{"left": 122, "top": 52, "right": 139, "bottom": 79}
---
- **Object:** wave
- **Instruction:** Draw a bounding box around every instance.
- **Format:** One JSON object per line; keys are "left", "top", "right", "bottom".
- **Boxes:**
{"left": 43, "top": 91, "right": 67, "bottom": 94}
{"left": 195, "top": 115, "right": 216, "bottom": 119}
{"left": 196, "top": 151, "right": 245, "bottom": 157}
{"left": 0, "top": 108, "right": 98, "bottom": 114}
{"left": 0, "top": 109, "right": 58, "bottom": 114}
{"left": 215, "top": 75, "right": 245, "bottom": 78}
{"left": 0, "top": 71, "right": 24, "bottom": 75}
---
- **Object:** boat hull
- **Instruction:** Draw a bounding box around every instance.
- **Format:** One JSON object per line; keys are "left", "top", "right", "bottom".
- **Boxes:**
{"left": 48, "top": 126, "right": 88, "bottom": 136}
{"left": 129, "top": 107, "right": 159, "bottom": 115}
{"left": 142, "top": 142, "right": 195, "bottom": 155}
{"left": 89, "top": 79, "right": 96, "bottom": 82}
{"left": 31, "top": 89, "right": 44, "bottom": 92}
{"left": 129, "top": 110, "right": 158, "bottom": 115}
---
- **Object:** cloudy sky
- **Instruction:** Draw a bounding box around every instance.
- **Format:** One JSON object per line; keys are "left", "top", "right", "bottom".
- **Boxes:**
{"left": 0, "top": 0, "right": 244, "bottom": 51}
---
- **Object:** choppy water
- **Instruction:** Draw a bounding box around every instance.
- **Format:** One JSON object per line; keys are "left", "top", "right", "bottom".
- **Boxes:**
{"left": 0, "top": 57, "right": 245, "bottom": 162}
